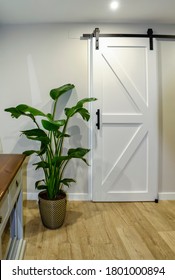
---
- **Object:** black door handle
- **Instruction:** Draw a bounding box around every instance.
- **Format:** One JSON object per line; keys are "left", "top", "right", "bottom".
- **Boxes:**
{"left": 96, "top": 109, "right": 100, "bottom": 130}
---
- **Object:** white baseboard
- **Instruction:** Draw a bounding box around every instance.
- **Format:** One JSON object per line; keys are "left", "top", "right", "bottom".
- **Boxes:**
{"left": 24, "top": 192, "right": 38, "bottom": 201}
{"left": 67, "top": 193, "right": 90, "bottom": 201}
{"left": 25, "top": 192, "right": 175, "bottom": 201}
{"left": 24, "top": 192, "right": 90, "bottom": 201}
{"left": 158, "top": 192, "right": 175, "bottom": 200}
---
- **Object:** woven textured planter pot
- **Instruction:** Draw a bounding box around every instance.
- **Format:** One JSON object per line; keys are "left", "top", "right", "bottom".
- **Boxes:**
{"left": 38, "top": 191, "right": 66, "bottom": 229}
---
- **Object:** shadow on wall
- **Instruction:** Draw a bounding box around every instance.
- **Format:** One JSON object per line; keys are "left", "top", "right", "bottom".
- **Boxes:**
{"left": 6, "top": 87, "right": 90, "bottom": 197}
{"left": 9, "top": 86, "right": 79, "bottom": 154}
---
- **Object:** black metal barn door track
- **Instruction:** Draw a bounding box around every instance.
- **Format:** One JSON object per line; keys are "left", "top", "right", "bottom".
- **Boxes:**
{"left": 83, "top": 28, "right": 175, "bottom": 50}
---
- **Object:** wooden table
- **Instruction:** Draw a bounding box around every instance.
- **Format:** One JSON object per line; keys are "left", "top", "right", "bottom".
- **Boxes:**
{"left": 0, "top": 154, "right": 26, "bottom": 259}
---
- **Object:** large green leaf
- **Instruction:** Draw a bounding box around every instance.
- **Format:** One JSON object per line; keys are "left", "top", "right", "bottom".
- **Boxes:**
{"left": 5, "top": 104, "right": 46, "bottom": 119}
{"left": 76, "top": 107, "right": 90, "bottom": 121}
{"left": 76, "top": 97, "right": 97, "bottom": 108}
{"left": 41, "top": 119, "right": 65, "bottom": 131}
{"left": 50, "top": 84, "right": 75, "bottom": 101}
{"left": 4, "top": 107, "right": 23, "bottom": 118}
{"left": 67, "top": 148, "right": 90, "bottom": 165}
{"left": 65, "top": 97, "right": 97, "bottom": 120}
{"left": 64, "top": 106, "right": 77, "bottom": 118}
{"left": 68, "top": 147, "right": 90, "bottom": 158}
{"left": 21, "top": 128, "right": 50, "bottom": 144}
{"left": 33, "top": 161, "right": 49, "bottom": 170}
{"left": 23, "top": 150, "right": 38, "bottom": 156}
{"left": 21, "top": 128, "right": 47, "bottom": 137}
{"left": 51, "top": 148, "right": 90, "bottom": 164}
{"left": 60, "top": 178, "right": 76, "bottom": 187}
{"left": 38, "top": 143, "right": 48, "bottom": 156}
{"left": 65, "top": 106, "right": 90, "bottom": 120}
{"left": 17, "top": 104, "right": 46, "bottom": 117}
{"left": 23, "top": 147, "right": 47, "bottom": 156}
{"left": 35, "top": 180, "right": 47, "bottom": 190}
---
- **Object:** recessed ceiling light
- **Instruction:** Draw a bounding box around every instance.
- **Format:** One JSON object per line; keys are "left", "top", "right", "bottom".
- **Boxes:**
{"left": 110, "top": 1, "right": 119, "bottom": 10}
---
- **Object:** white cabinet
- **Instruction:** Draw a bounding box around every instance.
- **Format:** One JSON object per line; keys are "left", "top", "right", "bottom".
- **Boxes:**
{"left": 0, "top": 154, "right": 26, "bottom": 259}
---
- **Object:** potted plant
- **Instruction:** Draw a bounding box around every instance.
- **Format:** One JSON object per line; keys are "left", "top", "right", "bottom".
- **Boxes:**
{"left": 5, "top": 83, "right": 96, "bottom": 229}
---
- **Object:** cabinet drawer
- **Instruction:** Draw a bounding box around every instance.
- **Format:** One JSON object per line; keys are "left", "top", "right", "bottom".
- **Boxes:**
{"left": 0, "top": 192, "right": 8, "bottom": 232}
{"left": 8, "top": 170, "right": 22, "bottom": 206}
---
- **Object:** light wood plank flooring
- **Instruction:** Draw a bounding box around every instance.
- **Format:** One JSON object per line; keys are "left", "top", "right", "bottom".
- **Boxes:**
{"left": 23, "top": 200, "right": 175, "bottom": 260}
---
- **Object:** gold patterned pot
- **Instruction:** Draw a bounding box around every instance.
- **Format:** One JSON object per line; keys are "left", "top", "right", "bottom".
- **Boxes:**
{"left": 38, "top": 191, "right": 66, "bottom": 229}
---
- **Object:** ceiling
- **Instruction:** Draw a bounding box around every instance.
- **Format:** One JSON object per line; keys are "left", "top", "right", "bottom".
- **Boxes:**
{"left": 0, "top": 0, "right": 175, "bottom": 25}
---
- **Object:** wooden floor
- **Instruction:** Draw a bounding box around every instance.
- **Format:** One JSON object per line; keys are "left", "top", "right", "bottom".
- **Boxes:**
{"left": 23, "top": 200, "right": 175, "bottom": 260}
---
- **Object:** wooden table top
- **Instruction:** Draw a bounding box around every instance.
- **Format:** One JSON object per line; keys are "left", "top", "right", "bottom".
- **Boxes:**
{"left": 0, "top": 154, "right": 26, "bottom": 201}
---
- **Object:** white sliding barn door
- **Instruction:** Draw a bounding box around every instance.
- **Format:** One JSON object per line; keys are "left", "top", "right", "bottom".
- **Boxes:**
{"left": 91, "top": 37, "right": 158, "bottom": 201}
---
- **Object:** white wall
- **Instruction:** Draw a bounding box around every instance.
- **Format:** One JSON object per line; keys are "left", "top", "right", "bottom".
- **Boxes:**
{"left": 0, "top": 23, "right": 91, "bottom": 200}
{"left": 158, "top": 39, "right": 175, "bottom": 199}
{"left": 1, "top": 23, "right": 175, "bottom": 200}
